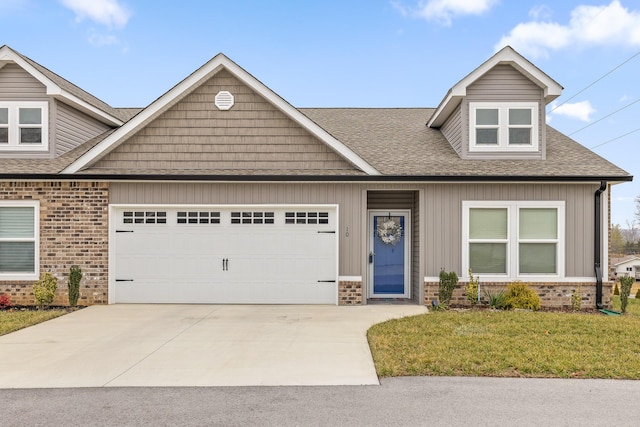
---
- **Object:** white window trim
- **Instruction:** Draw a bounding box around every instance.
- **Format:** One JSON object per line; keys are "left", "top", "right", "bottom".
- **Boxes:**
{"left": 0, "top": 200, "right": 40, "bottom": 281}
{"left": 469, "top": 102, "right": 538, "bottom": 152}
{"left": 462, "top": 200, "right": 565, "bottom": 280}
{"left": 0, "top": 101, "right": 49, "bottom": 151}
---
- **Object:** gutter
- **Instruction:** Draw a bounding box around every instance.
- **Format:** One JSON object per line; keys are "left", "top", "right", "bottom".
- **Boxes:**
{"left": 594, "top": 180, "right": 607, "bottom": 309}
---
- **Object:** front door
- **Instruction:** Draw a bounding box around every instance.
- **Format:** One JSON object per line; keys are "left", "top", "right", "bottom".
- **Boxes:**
{"left": 368, "top": 210, "right": 410, "bottom": 298}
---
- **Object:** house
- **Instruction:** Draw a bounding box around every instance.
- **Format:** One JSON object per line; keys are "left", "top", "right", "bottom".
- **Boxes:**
{"left": 0, "top": 45, "right": 632, "bottom": 309}
{"left": 610, "top": 256, "right": 640, "bottom": 281}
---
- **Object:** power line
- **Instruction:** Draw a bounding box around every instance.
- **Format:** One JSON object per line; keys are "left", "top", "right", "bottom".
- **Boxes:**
{"left": 568, "top": 98, "right": 640, "bottom": 136}
{"left": 591, "top": 127, "right": 640, "bottom": 149}
{"left": 548, "top": 49, "right": 640, "bottom": 114}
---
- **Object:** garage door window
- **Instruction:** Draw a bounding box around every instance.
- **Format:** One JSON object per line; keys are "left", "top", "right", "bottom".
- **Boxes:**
{"left": 177, "top": 211, "right": 221, "bottom": 224}
{"left": 285, "top": 212, "right": 329, "bottom": 224}
{"left": 231, "top": 211, "right": 274, "bottom": 224}
{"left": 123, "top": 211, "right": 167, "bottom": 224}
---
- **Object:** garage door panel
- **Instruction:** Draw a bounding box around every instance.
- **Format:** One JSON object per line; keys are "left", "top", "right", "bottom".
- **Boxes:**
{"left": 114, "top": 207, "right": 337, "bottom": 304}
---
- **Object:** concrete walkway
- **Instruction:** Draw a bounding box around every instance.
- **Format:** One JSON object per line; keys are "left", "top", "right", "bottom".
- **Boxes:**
{"left": 0, "top": 304, "right": 427, "bottom": 388}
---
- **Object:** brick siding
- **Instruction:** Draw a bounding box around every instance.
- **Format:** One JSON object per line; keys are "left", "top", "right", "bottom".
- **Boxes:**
{"left": 424, "top": 280, "right": 613, "bottom": 310}
{"left": 338, "top": 280, "right": 363, "bottom": 305}
{"left": 0, "top": 181, "right": 109, "bottom": 306}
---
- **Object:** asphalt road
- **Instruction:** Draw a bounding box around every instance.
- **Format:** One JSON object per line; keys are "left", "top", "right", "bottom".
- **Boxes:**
{"left": 3, "top": 376, "right": 640, "bottom": 426}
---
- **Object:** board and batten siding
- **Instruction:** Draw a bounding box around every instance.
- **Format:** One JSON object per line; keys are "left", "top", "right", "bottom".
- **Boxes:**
{"left": 55, "top": 101, "right": 111, "bottom": 155}
{"left": 440, "top": 103, "right": 463, "bottom": 156}
{"left": 111, "top": 182, "right": 598, "bottom": 282}
{"left": 92, "top": 69, "right": 358, "bottom": 173}
{"left": 462, "top": 64, "right": 546, "bottom": 159}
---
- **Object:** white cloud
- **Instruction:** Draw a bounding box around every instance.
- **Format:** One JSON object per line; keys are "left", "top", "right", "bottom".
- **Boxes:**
{"left": 60, "top": 0, "right": 131, "bottom": 28}
{"left": 550, "top": 100, "right": 595, "bottom": 122}
{"left": 395, "top": 0, "right": 499, "bottom": 26}
{"left": 496, "top": 1, "right": 640, "bottom": 58}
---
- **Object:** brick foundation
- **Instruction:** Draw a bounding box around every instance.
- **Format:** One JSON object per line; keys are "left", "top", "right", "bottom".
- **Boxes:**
{"left": 0, "top": 181, "right": 109, "bottom": 306}
{"left": 424, "top": 280, "right": 613, "bottom": 310}
{"left": 338, "top": 278, "right": 363, "bottom": 305}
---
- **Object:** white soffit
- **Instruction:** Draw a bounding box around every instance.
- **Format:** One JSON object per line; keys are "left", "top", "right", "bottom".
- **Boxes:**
{"left": 0, "top": 46, "right": 123, "bottom": 127}
{"left": 62, "top": 53, "right": 380, "bottom": 175}
{"left": 427, "top": 46, "right": 563, "bottom": 128}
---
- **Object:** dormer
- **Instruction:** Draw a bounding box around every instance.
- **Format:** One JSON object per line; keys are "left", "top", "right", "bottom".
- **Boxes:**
{"left": 428, "top": 46, "right": 563, "bottom": 160}
{"left": 0, "top": 45, "right": 124, "bottom": 159}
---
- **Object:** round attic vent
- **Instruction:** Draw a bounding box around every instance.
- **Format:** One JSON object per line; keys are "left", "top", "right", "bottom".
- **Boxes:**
{"left": 215, "top": 91, "right": 234, "bottom": 110}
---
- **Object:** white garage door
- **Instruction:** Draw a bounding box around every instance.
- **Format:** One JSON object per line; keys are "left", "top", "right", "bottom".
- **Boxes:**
{"left": 112, "top": 206, "right": 338, "bottom": 304}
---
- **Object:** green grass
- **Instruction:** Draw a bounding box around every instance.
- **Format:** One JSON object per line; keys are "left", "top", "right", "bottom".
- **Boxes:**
{"left": 368, "top": 307, "right": 640, "bottom": 379}
{"left": 0, "top": 310, "right": 68, "bottom": 336}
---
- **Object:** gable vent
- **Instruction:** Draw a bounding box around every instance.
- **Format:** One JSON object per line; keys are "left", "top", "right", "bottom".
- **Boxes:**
{"left": 215, "top": 91, "right": 234, "bottom": 110}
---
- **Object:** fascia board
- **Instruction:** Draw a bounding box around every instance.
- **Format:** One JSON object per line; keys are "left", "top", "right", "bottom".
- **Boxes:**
{"left": 64, "top": 54, "right": 380, "bottom": 175}
{"left": 428, "top": 46, "right": 563, "bottom": 128}
{"left": 0, "top": 47, "right": 123, "bottom": 126}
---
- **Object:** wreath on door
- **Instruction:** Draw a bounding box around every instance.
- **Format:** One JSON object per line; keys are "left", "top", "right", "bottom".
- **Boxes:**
{"left": 376, "top": 218, "right": 403, "bottom": 245}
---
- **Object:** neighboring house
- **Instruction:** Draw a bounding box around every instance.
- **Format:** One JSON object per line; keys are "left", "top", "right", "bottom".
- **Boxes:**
{"left": 0, "top": 45, "right": 632, "bottom": 309}
{"left": 610, "top": 256, "right": 640, "bottom": 281}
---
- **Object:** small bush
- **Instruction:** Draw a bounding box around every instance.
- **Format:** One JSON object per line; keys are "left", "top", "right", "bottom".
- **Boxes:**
{"left": 465, "top": 269, "right": 479, "bottom": 305}
{"left": 620, "top": 276, "right": 634, "bottom": 313}
{"left": 68, "top": 266, "right": 82, "bottom": 307}
{"left": 635, "top": 288, "right": 640, "bottom": 299}
{"left": 438, "top": 270, "right": 458, "bottom": 307}
{"left": 33, "top": 272, "right": 57, "bottom": 308}
{"left": 484, "top": 289, "right": 507, "bottom": 309}
{"left": 0, "top": 293, "right": 10, "bottom": 309}
{"left": 614, "top": 283, "right": 620, "bottom": 295}
{"left": 571, "top": 286, "right": 582, "bottom": 312}
{"left": 504, "top": 281, "right": 540, "bottom": 311}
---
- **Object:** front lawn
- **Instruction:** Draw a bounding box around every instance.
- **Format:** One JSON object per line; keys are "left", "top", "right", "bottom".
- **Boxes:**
{"left": 368, "top": 306, "right": 640, "bottom": 379}
{"left": 0, "top": 310, "right": 69, "bottom": 336}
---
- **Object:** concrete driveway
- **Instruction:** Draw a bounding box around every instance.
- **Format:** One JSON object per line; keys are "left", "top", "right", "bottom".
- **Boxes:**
{"left": 0, "top": 304, "right": 427, "bottom": 388}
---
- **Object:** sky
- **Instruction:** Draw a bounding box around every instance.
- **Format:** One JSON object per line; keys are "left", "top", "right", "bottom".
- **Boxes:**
{"left": 1, "top": 0, "right": 639, "bottom": 226}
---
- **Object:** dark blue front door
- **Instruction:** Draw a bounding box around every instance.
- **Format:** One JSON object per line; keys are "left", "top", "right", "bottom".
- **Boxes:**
{"left": 371, "top": 212, "right": 409, "bottom": 297}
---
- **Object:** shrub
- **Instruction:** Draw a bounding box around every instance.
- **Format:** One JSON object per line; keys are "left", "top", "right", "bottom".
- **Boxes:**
{"left": 33, "top": 272, "right": 58, "bottom": 308}
{"left": 570, "top": 286, "right": 582, "bottom": 312}
{"left": 465, "top": 269, "right": 479, "bottom": 306}
{"left": 484, "top": 289, "right": 507, "bottom": 309}
{"left": 504, "top": 281, "right": 540, "bottom": 311}
{"left": 0, "top": 293, "right": 10, "bottom": 309}
{"left": 614, "top": 283, "right": 620, "bottom": 295}
{"left": 636, "top": 288, "right": 640, "bottom": 299}
{"left": 438, "top": 270, "right": 458, "bottom": 307}
{"left": 68, "top": 266, "right": 82, "bottom": 307}
{"left": 620, "top": 276, "right": 634, "bottom": 314}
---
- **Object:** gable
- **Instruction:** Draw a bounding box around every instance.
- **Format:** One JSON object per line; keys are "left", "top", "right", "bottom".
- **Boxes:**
{"left": 0, "top": 63, "right": 47, "bottom": 99}
{"left": 85, "top": 69, "right": 364, "bottom": 175}
{"left": 466, "top": 64, "right": 543, "bottom": 102}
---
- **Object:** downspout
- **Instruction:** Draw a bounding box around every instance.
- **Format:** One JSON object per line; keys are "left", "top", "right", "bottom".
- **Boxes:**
{"left": 594, "top": 181, "right": 607, "bottom": 309}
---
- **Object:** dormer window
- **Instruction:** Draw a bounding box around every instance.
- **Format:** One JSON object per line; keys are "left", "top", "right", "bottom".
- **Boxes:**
{"left": 0, "top": 102, "right": 48, "bottom": 151}
{"left": 469, "top": 102, "right": 538, "bottom": 152}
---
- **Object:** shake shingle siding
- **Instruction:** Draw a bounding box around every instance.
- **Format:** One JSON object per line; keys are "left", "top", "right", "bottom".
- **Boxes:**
{"left": 89, "top": 70, "right": 360, "bottom": 174}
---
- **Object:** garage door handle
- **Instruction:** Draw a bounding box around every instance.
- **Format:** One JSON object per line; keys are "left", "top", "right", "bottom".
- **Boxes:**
{"left": 116, "top": 230, "right": 134, "bottom": 233}
{"left": 116, "top": 279, "right": 134, "bottom": 282}
{"left": 222, "top": 258, "right": 229, "bottom": 271}
{"left": 317, "top": 231, "right": 335, "bottom": 234}
{"left": 317, "top": 280, "right": 336, "bottom": 283}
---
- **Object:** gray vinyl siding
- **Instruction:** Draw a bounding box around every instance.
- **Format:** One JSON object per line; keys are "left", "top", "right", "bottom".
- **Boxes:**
{"left": 111, "top": 181, "right": 598, "bottom": 287}
{"left": 92, "top": 69, "right": 358, "bottom": 173}
{"left": 440, "top": 103, "right": 462, "bottom": 155}
{"left": 462, "top": 64, "right": 545, "bottom": 159}
{"left": 55, "top": 101, "right": 111, "bottom": 155}
{"left": 0, "top": 63, "right": 52, "bottom": 159}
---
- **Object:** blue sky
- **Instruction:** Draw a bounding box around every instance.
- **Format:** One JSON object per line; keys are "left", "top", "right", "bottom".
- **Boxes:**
{"left": 1, "top": 0, "right": 639, "bottom": 226}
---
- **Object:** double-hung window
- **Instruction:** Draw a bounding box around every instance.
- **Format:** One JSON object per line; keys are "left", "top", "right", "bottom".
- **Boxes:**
{"left": 462, "top": 201, "right": 564, "bottom": 278}
{"left": 469, "top": 102, "right": 538, "bottom": 152}
{"left": 0, "top": 102, "right": 48, "bottom": 151}
{"left": 0, "top": 201, "right": 39, "bottom": 280}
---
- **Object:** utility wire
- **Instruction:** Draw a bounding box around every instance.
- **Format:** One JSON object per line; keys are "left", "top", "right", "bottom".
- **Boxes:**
{"left": 591, "top": 127, "right": 640, "bottom": 149}
{"left": 568, "top": 98, "right": 640, "bottom": 136}
{"left": 547, "top": 49, "right": 640, "bottom": 114}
